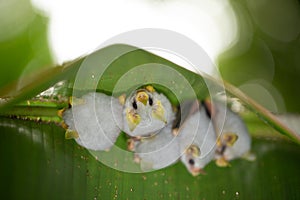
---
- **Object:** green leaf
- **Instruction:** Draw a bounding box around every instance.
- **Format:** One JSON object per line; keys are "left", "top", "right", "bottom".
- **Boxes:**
{"left": 0, "top": 44, "right": 299, "bottom": 144}
{"left": 0, "top": 44, "right": 208, "bottom": 109}
{"left": 0, "top": 37, "right": 299, "bottom": 199}
{"left": 1, "top": 117, "right": 299, "bottom": 199}
{"left": 1, "top": 1, "right": 299, "bottom": 198}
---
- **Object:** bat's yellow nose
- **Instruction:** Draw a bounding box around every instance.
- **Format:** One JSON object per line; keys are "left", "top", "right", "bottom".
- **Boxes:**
{"left": 135, "top": 91, "right": 149, "bottom": 106}
{"left": 190, "top": 167, "right": 206, "bottom": 176}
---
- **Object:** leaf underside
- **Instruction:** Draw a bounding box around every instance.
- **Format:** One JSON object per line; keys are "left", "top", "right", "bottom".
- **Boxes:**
{"left": 0, "top": 117, "right": 299, "bottom": 200}
{"left": 0, "top": 44, "right": 300, "bottom": 199}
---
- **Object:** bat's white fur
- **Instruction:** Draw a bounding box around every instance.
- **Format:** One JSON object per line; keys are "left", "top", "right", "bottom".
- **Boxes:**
{"left": 63, "top": 92, "right": 123, "bottom": 150}
{"left": 179, "top": 108, "right": 217, "bottom": 170}
{"left": 213, "top": 102, "right": 251, "bottom": 161}
{"left": 134, "top": 125, "right": 180, "bottom": 171}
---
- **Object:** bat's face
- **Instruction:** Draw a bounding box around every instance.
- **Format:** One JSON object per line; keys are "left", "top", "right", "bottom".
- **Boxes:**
{"left": 181, "top": 144, "right": 205, "bottom": 176}
{"left": 125, "top": 88, "right": 167, "bottom": 132}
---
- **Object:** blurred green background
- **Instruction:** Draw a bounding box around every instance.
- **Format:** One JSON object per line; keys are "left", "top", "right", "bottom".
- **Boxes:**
{"left": 0, "top": 0, "right": 299, "bottom": 199}
{"left": 0, "top": 0, "right": 52, "bottom": 93}
{"left": 218, "top": 0, "right": 300, "bottom": 113}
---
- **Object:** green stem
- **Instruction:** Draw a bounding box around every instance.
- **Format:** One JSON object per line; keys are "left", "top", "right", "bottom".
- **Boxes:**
{"left": 223, "top": 80, "right": 300, "bottom": 144}
{"left": 202, "top": 73, "right": 300, "bottom": 144}
{"left": 0, "top": 99, "right": 69, "bottom": 124}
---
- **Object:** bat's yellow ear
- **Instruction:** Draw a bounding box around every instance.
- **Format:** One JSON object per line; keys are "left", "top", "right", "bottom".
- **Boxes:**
{"left": 126, "top": 109, "right": 141, "bottom": 131}
{"left": 152, "top": 101, "right": 167, "bottom": 123}
{"left": 118, "top": 94, "right": 126, "bottom": 105}
{"left": 135, "top": 91, "right": 149, "bottom": 106}
{"left": 223, "top": 132, "right": 238, "bottom": 147}
{"left": 65, "top": 129, "right": 79, "bottom": 139}
{"left": 145, "top": 85, "right": 155, "bottom": 93}
{"left": 186, "top": 144, "right": 200, "bottom": 157}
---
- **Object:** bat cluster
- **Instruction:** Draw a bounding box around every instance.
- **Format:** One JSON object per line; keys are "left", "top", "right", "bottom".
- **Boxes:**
{"left": 62, "top": 86, "right": 254, "bottom": 176}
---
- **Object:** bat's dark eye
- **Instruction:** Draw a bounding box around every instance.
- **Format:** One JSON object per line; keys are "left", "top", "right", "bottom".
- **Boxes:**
{"left": 132, "top": 100, "right": 138, "bottom": 109}
{"left": 188, "top": 159, "right": 195, "bottom": 165}
{"left": 149, "top": 97, "right": 153, "bottom": 106}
